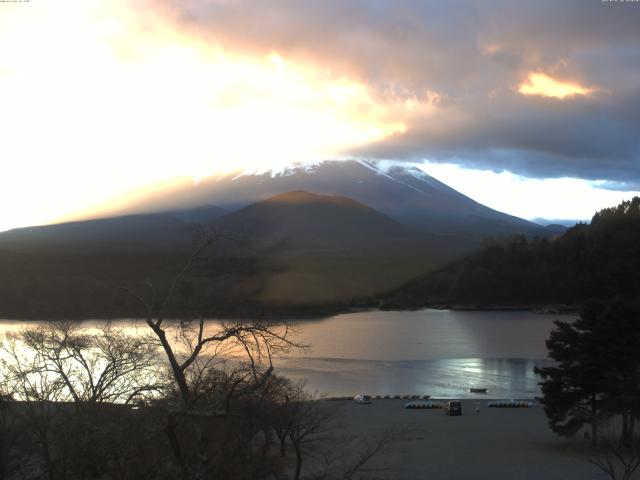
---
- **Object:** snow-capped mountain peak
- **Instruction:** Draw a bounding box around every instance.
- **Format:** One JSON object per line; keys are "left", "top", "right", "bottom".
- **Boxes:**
{"left": 114, "top": 159, "right": 543, "bottom": 236}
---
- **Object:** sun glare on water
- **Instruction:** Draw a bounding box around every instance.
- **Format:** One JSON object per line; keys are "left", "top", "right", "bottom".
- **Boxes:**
{"left": 0, "top": 0, "right": 406, "bottom": 231}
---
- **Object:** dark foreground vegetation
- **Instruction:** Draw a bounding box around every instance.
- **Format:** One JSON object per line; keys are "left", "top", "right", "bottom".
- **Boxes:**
{"left": 387, "top": 197, "right": 640, "bottom": 309}
{"left": 0, "top": 323, "right": 391, "bottom": 480}
{"left": 0, "top": 242, "right": 392, "bottom": 480}
{"left": 536, "top": 301, "right": 640, "bottom": 479}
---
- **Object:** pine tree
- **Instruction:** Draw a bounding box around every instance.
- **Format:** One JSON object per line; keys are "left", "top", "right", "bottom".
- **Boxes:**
{"left": 536, "top": 302, "right": 640, "bottom": 445}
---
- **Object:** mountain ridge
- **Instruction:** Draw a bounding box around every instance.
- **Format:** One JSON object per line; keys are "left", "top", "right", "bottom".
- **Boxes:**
{"left": 105, "top": 159, "right": 548, "bottom": 237}
{"left": 0, "top": 160, "right": 565, "bottom": 316}
{"left": 0, "top": 205, "right": 225, "bottom": 252}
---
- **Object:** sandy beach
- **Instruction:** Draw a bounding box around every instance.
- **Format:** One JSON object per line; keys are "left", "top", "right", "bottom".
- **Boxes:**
{"left": 329, "top": 399, "right": 605, "bottom": 480}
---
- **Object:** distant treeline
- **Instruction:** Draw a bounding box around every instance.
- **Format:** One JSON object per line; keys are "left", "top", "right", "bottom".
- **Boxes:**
{"left": 385, "top": 197, "right": 640, "bottom": 308}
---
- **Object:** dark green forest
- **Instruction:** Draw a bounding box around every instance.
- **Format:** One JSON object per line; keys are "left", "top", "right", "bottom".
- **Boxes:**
{"left": 386, "top": 197, "right": 640, "bottom": 309}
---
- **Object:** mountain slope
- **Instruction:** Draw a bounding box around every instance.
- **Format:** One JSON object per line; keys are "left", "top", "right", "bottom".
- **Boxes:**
{"left": 112, "top": 160, "right": 545, "bottom": 236}
{"left": 206, "top": 191, "right": 470, "bottom": 304}
{"left": 0, "top": 161, "right": 558, "bottom": 316}
{"left": 213, "top": 190, "right": 415, "bottom": 251}
{"left": 0, "top": 191, "right": 471, "bottom": 314}
{"left": 0, "top": 205, "right": 225, "bottom": 253}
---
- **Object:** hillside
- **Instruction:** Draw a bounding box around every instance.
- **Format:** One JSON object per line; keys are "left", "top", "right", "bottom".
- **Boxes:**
{"left": 0, "top": 160, "right": 567, "bottom": 318}
{"left": 103, "top": 160, "right": 549, "bottom": 237}
{"left": 0, "top": 205, "right": 225, "bottom": 253}
{"left": 385, "top": 197, "right": 640, "bottom": 309}
{"left": 206, "top": 190, "right": 473, "bottom": 305}
{"left": 0, "top": 191, "right": 469, "bottom": 318}
{"left": 213, "top": 190, "right": 415, "bottom": 251}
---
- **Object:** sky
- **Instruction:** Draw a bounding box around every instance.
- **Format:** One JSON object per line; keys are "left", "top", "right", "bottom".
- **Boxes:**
{"left": 1, "top": 0, "right": 639, "bottom": 232}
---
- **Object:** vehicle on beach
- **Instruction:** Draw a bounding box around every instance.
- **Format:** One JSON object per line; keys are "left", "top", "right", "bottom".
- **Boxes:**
{"left": 445, "top": 400, "right": 462, "bottom": 416}
{"left": 354, "top": 394, "right": 372, "bottom": 404}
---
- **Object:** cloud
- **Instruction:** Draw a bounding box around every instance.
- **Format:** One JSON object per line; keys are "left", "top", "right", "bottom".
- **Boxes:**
{"left": 518, "top": 73, "right": 597, "bottom": 99}
{"left": 0, "top": 0, "right": 414, "bottom": 230}
{"left": 148, "top": 0, "right": 640, "bottom": 186}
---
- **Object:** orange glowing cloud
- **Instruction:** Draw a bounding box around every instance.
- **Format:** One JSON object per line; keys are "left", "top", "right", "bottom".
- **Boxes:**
{"left": 518, "top": 73, "right": 597, "bottom": 99}
{"left": 0, "top": 0, "right": 418, "bottom": 231}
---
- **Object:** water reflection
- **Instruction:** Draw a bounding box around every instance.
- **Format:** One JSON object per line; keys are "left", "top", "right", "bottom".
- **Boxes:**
{"left": 0, "top": 309, "right": 568, "bottom": 397}
{"left": 277, "top": 357, "right": 551, "bottom": 398}
{"left": 286, "top": 309, "right": 568, "bottom": 360}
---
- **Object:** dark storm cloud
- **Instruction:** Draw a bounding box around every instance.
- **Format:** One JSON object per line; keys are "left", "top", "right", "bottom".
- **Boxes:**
{"left": 151, "top": 0, "right": 640, "bottom": 185}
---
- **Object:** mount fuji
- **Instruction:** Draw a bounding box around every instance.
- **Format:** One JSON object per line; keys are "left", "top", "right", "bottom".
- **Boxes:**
{"left": 0, "top": 160, "right": 562, "bottom": 314}
{"left": 113, "top": 159, "right": 546, "bottom": 237}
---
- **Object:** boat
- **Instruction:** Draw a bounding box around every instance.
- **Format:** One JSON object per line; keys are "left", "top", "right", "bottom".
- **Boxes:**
{"left": 353, "top": 394, "right": 372, "bottom": 404}
{"left": 469, "top": 387, "right": 488, "bottom": 393}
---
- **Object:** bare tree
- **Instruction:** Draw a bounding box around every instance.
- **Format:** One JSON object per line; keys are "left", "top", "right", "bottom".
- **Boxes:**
{"left": 122, "top": 235, "right": 392, "bottom": 480}
{"left": 267, "top": 383, "right": 396, "bottom": 480}
{"left": 311, "top": 430, "right": 397, "bottom": 480}
{"left": 288, "top": 398, "right": 337, "bottom": 480}
{"left": 3, "top": 321, "right": 168, "bottom": 405}
{"left": 1, "top": 328, "right": 75, "bottom": 480}
{"left": 123, "top": 235, "right": 305, "bottom": 479}
{"left": 126, "top": 236, "right": 302, "bottom": 408}
{"left": 0, "top": 391, "right": 22, "bottom": 480}
{"left": 0, "top": 322, "right": 170, "bottom": 480}
{"left": 266, "top": 384, "right": 351, "bottom": 480}
{"left": 588, "top": 433, "right": 640, "bottom": 480}
{"left": 262, "top": 375, "right": 297, "bottom": 458}
{"left": 0, "top": 232, "right": 391, "bottom": 480}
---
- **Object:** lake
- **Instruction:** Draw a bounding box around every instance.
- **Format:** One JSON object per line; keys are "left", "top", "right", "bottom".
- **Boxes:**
{"left": 0, "top": 309, "right": 569, "bottom": 398}
{"left": 279, "top": 309, "right": 566, "bottom": 398}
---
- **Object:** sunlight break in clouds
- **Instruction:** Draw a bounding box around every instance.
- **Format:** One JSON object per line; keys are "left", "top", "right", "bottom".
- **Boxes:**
{"left": 1, "top": 0, "right": 638, "bottom": 233}
{"left": 0, "top": 0, "right": 407, "bottom": 232}
{"left": 419, "top": 161, "right": 640, "bottom": 222}
{"left": 518, "top": 73, "right": 597, "bottom": 99}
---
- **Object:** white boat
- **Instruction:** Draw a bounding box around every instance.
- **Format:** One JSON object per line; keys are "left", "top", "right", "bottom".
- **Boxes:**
{"left": 354, "top": 394, "right": 372, "bottom": 404}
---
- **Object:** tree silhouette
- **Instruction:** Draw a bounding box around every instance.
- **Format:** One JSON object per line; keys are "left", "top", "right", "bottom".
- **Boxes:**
{"left": 393, "top": 196, "right": 640, "bottom": 308}
{"left": 536, "top": 302, "right": 640, "bottom": 446}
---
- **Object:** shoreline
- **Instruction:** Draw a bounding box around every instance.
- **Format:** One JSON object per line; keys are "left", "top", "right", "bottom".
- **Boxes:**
{"left": 324, "top": 396, "right": 540, "bottom": 402}
{"left": 0, "top": 303, "right": 579, "bottom": 322}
